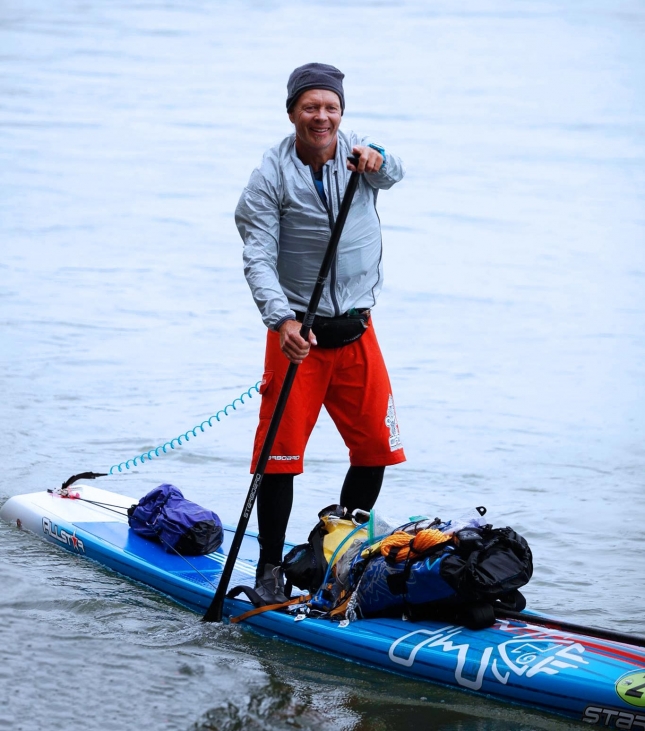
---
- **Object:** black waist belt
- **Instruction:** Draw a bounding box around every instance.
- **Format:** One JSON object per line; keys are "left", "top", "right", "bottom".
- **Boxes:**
{"left": 293, "top": 308, "right": 370, "bottom": 323}
{"left": 293, "top": 309, "right": 371, "bottom": 349}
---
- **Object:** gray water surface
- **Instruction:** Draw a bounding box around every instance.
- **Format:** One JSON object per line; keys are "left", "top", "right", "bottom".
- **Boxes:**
{"left": 1, "top": 1, "right": 644, "bottom": 729}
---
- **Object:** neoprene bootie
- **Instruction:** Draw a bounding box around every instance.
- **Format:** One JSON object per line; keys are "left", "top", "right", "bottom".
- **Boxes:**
{"left": 254, "top": 564, "right": 288, "bottom": 605}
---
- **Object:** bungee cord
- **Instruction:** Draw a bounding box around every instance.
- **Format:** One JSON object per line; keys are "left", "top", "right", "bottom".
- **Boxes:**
{"left": 48, "top": 488, "right": 221, "bottom": 590}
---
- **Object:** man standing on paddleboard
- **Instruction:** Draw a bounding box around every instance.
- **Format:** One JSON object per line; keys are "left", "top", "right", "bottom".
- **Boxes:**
{"left": 235, "top": 62, "right": 406, "bottom": 604}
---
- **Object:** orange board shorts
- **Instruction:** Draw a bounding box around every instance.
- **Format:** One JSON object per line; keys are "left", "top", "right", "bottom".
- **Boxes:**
{"left": 251, "top": 318, "right": 406, "bottom": 474}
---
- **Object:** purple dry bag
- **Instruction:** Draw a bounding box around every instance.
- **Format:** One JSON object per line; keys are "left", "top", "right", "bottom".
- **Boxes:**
{"left": 127, "top": 484, "right": 223, "bottom": 556}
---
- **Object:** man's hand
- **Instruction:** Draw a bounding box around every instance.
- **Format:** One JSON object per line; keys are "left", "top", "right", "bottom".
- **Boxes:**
{"left": 278, "top": 319, "right": 317, "bottom": 364}
{"left": 348, "top": 145, "right": 384, "bottom": 174}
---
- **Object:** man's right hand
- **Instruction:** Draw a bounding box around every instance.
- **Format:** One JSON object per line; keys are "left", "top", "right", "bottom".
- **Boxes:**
{"left": 278, "top": 319, "right": 317, "bottom": 364}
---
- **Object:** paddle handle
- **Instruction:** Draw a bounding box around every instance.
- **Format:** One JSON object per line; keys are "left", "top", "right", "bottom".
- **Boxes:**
{"left": 203, "top": 162, "right": 361, "bottom": 622}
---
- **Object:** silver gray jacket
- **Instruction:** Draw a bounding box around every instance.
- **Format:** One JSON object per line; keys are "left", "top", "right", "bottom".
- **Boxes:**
{"left": 235, "top": 129, "right": 405, "bottom": 330}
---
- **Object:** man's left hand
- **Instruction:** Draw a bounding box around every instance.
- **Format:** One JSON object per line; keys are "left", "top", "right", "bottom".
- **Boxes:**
{"left": 348, "top": 145, "right": 383, "bottom": 174}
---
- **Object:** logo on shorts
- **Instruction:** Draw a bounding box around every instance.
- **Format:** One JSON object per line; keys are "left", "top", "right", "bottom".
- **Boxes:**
{"left": 385, "top": 395, "right": 403, "bottom": 451}
{"left": 268, "top": 455, "right": 301, "bottom": 461}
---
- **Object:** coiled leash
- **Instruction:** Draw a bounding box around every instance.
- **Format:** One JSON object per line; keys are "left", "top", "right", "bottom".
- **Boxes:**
{"left": 44, "top": 380, "right": 273, "bottom": 611}
{"left": 109, "top": 382, "right": 261, "bottom": 474}
{"left": 52, "top": 382, "right": 261, "bottom": 491}
{"left": 51, "top": 379, "right": 262, "bottom": 524}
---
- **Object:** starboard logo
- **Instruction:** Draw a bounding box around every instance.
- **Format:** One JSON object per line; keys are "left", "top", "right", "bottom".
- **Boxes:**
{"left": 582, "top": 706, "right": 645, "bottom": 729}
{"left": 388, "top": 623, "right": 588, "bottom": 692}
{"left": 616, "top": 671, "right": 645, "bottom": 708}
{"left": 42, "top": 517, "right": 85, "bottom": 553}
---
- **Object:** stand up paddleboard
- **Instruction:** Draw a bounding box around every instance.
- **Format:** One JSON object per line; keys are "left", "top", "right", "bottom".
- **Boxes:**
{"left": 3, "top": 484, "right": 645, "bottom": 728}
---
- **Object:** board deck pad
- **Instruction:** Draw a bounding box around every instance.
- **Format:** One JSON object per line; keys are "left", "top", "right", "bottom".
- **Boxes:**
{"left": 74, "top": 520, "right": 256, "bottom": 589}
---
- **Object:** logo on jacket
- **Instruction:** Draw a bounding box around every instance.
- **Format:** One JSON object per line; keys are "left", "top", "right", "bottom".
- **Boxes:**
{"left": 385, "top": 395, "right": 403, "bottom": 451}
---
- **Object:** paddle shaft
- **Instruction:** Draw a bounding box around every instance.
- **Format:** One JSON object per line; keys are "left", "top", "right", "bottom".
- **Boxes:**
{"left": 203, "top": 163, "right": 361, "bottom": 622}
{"left": 496, "top": 609, "right": 645, "bottom": 649}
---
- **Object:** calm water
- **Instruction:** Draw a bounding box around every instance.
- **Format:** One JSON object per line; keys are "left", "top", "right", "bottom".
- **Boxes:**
{"left": 1, "top": 0, "right": 644, "bottom": 729}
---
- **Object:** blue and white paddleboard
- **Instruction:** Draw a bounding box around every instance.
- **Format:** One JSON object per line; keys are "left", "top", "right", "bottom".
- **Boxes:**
{"left": 3, "top": 484, "right": 645, "bottom": 727}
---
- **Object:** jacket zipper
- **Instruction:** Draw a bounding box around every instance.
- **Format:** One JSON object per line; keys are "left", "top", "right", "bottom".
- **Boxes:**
{"left": 309, "top": 165, "right": 341, "bottom": 317}
{"left": 327, "top": 166, "right": 341, "bottom": 316}
{"left": 309, "top": 167, "right": 335, "bottom": 226}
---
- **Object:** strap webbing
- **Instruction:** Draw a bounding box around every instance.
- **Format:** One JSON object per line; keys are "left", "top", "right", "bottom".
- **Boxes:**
{"left": 229, "top": 594, "right": 310, "bottom": 624}
{"left": 61, "top": 472, "right": 108, "bottom": 490}
{"left": 226, "top": 584, "right": 265, "bottom": 607}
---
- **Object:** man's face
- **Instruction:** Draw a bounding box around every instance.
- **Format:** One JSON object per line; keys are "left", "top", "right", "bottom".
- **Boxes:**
{"left": 288, "top": 89, "right": 342, "bottom": 155}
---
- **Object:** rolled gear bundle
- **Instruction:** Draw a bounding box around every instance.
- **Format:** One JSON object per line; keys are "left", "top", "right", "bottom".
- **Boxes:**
{"left": 380, "top": 528, "right": 450, "bottom": 562}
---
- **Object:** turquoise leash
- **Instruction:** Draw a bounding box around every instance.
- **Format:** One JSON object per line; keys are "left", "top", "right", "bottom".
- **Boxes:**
{"left": 109, "top": 381, "right": 261, "bottom": 474}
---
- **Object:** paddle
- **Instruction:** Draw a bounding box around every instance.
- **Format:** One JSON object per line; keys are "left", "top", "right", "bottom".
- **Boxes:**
{"left": 203, "top": 157, "right": 361, "bottom": 623}
{"left": 496, "top": 609, "right": 645, "bottom": 649}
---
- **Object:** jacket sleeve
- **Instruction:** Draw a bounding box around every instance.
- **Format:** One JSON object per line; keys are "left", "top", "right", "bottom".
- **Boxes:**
{"left": 354, "top": 132, "right": 405, "bottom": 191}
{"left": 235, "top": 171, "right": 294, "bottom": 331}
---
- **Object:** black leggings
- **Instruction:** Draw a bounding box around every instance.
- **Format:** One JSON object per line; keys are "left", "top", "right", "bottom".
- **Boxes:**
{"left": 256, "top": 466, "right": 385, "bottom": 575}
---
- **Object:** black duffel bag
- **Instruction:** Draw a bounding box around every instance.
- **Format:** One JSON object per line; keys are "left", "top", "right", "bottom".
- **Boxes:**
{"left": 355, "top": 525, "right": 532, "bottom": 628}
{"left": 439, "top": 526, "right": 533, "bottom": 603}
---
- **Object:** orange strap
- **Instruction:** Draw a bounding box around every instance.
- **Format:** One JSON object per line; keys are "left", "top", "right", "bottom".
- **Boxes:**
{"left": 229, "top": 594, "right": 311, "bottom": 624}
{"left": 329, "top": 593, "right": 352, "bottom": 618}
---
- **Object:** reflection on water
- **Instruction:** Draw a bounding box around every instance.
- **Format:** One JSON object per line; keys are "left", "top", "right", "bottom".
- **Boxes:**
{"left": 1, "top": 0, "right": 644, "bottom": 728}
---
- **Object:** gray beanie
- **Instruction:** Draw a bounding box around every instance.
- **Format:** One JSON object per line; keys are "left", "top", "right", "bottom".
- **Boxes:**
{"left": 286, "top": 63, "right": 345, "bottom": 113}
